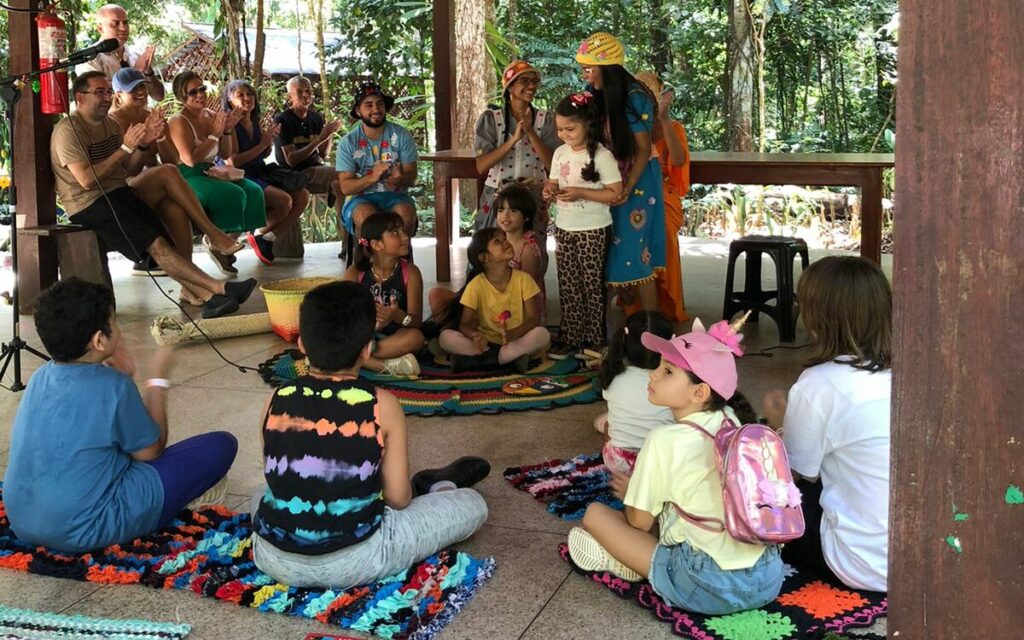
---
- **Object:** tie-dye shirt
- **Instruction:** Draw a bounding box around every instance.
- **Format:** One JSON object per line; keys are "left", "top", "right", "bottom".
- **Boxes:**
{"left": 255, "top": 375, "right": 385, "bottom": 555}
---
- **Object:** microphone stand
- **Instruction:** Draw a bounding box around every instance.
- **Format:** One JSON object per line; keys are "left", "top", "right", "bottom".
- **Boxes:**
{"left": 0, "top": 56, "right": 81, "bottom": 391}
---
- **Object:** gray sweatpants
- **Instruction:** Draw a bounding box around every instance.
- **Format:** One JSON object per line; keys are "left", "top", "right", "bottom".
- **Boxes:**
{"left": 250, "top": 486, "right": 488, "bottom": 589}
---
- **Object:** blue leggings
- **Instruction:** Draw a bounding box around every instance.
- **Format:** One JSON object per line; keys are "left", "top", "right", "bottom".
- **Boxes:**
{"left": 146, "top": 432, "right": 238, "bottom": 526}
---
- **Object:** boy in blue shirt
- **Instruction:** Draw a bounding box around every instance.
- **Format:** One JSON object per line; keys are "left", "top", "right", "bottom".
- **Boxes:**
{"left": 2, "top": 278, "right": 237, "bottom": 553}
{"left": 336, "top": 82, "right": 419, "bottom": 242}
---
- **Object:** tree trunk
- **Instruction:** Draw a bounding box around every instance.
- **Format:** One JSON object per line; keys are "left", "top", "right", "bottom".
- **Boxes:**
{"left": 221, "top": 0, "right": 246, "bottom": 80}
{"left": 647, "top": 0, "right": 670, "bottom": 74}
{"left": 454, "top": 0, "right": 491, "bottom": 211}
{"left": 727, "top": 0, "right": 754, "bottom": 151}
{"left": 507, "top": 0, "right": 517, "bottom": 43}
{"left": 253, "top": 0, "right": 266, "bottom": 89}
{"left": 310, "top": 0, "right": 331, "bottom": 120}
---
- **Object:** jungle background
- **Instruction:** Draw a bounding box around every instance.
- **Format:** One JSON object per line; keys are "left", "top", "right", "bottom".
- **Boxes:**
{"left": 1, "top": 0, "right": 899, "bottom": 250}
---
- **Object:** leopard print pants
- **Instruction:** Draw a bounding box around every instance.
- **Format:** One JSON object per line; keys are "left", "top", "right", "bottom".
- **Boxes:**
{"left": 555, "top": 225, "right": 610, "bottom": 347}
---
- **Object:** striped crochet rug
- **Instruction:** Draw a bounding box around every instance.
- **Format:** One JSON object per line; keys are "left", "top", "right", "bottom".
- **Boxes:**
{"left": 0, "top": 489, "right": 493, "bottom": 640}
{"left": 0, "top": 605, "right": 190, "bottom": 639}
{"left": 260, "top": 348, "right": 601, "bottom": 417}
{"left": 503, "top": 453, "right": 621, "bottom": 520}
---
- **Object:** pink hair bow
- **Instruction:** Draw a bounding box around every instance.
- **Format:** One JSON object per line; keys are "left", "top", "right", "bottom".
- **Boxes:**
{"left": 358, "top": 238, "right": 370, "bottom": 247}
{"left": 569, "top": 91, "right": 593, "bottom": 108}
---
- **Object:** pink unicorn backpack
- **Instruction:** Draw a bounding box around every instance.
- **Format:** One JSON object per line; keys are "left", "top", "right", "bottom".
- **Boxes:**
{"left": 674, "top": 416, "right": 805, "bottom": 545}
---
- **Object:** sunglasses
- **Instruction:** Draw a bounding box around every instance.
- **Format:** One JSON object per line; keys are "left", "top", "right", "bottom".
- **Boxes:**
{"left": 186, "top": 86, "right": 208, "bottom": 98}
{"left": 516, "top": 77, "right": 541, "bottom": 87}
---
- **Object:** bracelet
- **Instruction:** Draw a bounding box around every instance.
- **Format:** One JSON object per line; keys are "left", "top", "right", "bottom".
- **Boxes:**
{"left": 144, "top": 70, "right": 155, "bottom": 77}
{"left": 120, "top": 143, "right": 135, "bottom": 154}
{"left": 207, "top": 134, "right": 220, "bottom": 142}
{"left": 222, "top": 130, "right": 234, "bottom": 137}
{"left": 156, "top": 136, "right": 166, "bottom": 143}
{"left": 137, "top": 143, "right": 151, "bottom": 151}
{"left": 145, "top": 378, "right": 171, "bottom": 389}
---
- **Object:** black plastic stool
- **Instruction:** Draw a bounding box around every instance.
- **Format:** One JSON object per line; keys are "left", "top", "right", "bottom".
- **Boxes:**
{"left": 722, "top": 235, "right": 809, "bottom": 342}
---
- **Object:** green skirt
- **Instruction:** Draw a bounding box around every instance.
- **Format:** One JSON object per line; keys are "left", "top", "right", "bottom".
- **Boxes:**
{"left": 178, "top": 163, "right": 267, "bottom": 233}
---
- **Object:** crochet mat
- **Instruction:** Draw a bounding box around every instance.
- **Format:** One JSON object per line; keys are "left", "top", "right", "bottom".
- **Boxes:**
{"left": 0, "top": 604, "right": 190, "bottom": 640}
{"left": 0, "top": 490, "right": 493, "bottom": 640}
{"left": 559, "top": 544, "right": 886, "bottom": 640}
{"left": 503, "top": 453, "right": 621, "bottom": 520}
{"left": 259, "top": 349, "right": 601, "bottom": 417}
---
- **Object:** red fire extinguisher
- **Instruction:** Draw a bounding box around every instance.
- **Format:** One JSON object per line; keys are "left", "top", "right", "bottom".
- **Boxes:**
{"left": 36, "top": 6, "right": 69, "bottom": 114}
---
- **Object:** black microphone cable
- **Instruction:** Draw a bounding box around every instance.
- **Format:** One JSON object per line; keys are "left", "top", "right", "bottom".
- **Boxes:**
{"left": 58, "top": 88, "right": 259, "bottom": 374}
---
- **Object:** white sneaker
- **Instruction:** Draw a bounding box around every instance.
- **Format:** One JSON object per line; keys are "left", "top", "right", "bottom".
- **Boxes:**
{"left": 186, "top": 476, "right": 230, "bottom": 510}
{"left": 381, "top": 353, "right": 421, "bottom": 377}
{"left": 567, "top": 527, "right": 643, "bottom": 581}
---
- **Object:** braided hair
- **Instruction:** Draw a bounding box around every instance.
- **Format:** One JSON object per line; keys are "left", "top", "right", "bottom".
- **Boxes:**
{"left": 555, "top": 92, "right": 603, "bottom": 183}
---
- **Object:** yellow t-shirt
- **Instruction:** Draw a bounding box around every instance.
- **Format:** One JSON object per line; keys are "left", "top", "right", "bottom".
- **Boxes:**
{"left": 624, "top": 408, "right": 767, "bottom": 570}
{"left": 459, "top": 270, "right": 541, "bottom": 344}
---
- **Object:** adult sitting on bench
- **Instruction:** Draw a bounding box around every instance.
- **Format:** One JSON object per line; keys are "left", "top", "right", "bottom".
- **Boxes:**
{"left": 50, "top": 71, "right": 256, "bottom": 318}
{"left": 336, "top": 82, "right": 419, "bottom": 242}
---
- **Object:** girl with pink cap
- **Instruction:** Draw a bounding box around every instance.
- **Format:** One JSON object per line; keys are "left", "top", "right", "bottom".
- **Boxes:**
{"left": 567, "top": 317, "right": 785, "bottom": 615}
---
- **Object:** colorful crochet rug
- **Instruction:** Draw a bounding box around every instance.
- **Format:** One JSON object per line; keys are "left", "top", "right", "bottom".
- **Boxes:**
{"left": 503, "top": 453, "right": 621, "bottom": 520}
{"left": 0, "top": 605, "right": 190, "bottom": 640}
{"left": 0, "top": 490, "right": 494, "bottom": 640}
{"left": 259, "top": 348, "right": 601, "bottom": 417}
{"left": 559, "top": 544, "right": 887, "bottom": 640}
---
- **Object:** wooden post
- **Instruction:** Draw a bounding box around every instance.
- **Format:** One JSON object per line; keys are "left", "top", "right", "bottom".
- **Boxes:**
{"left": 9, "top": 0, "right": 58, "bottom": 313}
{"left": 890, "top": 2, "right": 1023, "bottom": 638}
{"left": 432, "top": 0, "right": 456, "bottom": 281}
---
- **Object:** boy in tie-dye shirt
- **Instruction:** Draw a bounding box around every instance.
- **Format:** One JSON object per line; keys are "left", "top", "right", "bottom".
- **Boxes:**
{"left": 251, "top": 281, "right": 489, "bottom": 589}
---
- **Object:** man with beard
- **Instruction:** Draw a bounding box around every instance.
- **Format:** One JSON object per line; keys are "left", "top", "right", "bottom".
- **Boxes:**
{"left": 336, "top": 82, "right": 419, "bottom": 241}
{"left": 76, "top": 4, "right": 164, "bottom": 101}
{"left": 49, "top": 72, "right": 257, "bottom": 319}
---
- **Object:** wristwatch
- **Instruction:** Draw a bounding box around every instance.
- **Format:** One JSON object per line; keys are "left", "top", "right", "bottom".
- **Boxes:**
{"left": 401, "top": 314, "right": 413, "bottom": 327}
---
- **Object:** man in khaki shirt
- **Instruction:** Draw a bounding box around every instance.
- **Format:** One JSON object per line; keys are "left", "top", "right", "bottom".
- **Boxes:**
{"left": 50, "top": 72, "right": 255, "bottom": 319}
{"left": 75, "top": 4, "right": 164, "bottom": 101}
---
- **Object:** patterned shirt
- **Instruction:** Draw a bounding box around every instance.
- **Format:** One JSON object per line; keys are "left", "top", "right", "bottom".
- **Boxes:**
{"left": 254, "top": 375, "right": 385, "bottom": 555}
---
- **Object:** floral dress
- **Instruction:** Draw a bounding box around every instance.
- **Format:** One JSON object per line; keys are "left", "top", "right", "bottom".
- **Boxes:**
{"left": 600, "top": 85, "right": 667, "bottom": 287}
{"left": 473, "top": 106, "right": 560, "bottom": 231}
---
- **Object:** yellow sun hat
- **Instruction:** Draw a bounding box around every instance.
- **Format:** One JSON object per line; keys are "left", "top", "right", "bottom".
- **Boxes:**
{"left": 576, "top": 32, "right": 625, "bottom": 66}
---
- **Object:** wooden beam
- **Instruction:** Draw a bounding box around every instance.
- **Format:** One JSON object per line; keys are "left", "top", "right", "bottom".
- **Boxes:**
{"left": 9, "top": 0, "right": 58, "bottom": 313}
{"left": 889, "top": 1, "right": 1023, "bottom": 637}
{"left": 432, "top": 0, "right": 455, "bottom": 151}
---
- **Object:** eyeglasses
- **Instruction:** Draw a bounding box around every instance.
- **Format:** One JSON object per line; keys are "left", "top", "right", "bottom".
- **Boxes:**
{"left": 186, "top": 86, "right": 208, "bottom": 97}
{"left": 516, "top": 77, "right": 541, "bottom": 87}
{"left": 79, "top": 89, "right": 115, "bottom": 97}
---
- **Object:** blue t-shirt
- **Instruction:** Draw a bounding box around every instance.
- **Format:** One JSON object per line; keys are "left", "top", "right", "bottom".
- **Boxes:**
{"left": 334, "top": 122, "right": 418, "bottom": 196}
{"left": 2, "top": 362, "right": 164, "bottom": 552}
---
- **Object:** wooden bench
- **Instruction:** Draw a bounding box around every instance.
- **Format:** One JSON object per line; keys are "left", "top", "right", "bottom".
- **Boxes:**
{"left": 19, "top": 224, "right": 112, "bottom": 289}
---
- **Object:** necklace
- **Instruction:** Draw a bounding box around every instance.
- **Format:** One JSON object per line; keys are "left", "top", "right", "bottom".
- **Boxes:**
{"left": 372, "top": 260, "right": 399, "bottom": 283}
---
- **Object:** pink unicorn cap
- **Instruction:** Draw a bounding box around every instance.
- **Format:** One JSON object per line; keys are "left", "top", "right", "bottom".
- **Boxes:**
{"left": 640, "top": 314, "right": 748, "bottom": 399}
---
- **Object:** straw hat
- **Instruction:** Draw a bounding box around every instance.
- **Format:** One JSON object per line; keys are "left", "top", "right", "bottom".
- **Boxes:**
{"left": 501, "top": 60, "right": 540, "bottom": 91}
{"left": 576, "top": 32, "right": 625, "bottom": 66}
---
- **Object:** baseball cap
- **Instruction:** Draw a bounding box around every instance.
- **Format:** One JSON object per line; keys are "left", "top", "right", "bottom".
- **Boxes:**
{"left": 112, "top": 68, "right": 148, "bottom": 93}
{"left": 640, "top": 315, "right": 748, "bottom": 399}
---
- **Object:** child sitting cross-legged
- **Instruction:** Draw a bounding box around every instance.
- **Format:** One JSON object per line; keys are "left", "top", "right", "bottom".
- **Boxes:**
{"left": 2, "top": 278, "right": 238, "bottom": 553}
{"left": 568, "top": 318, "right": 785, "bottom": 615}
{"left": 251, "top": 281, "right": 490, "bottom": 590}
{"left": 438, "top": 227, "right": 550, "bottom": 373}
{"left": 343, "top": 210, "right": 425, "bottom": 377}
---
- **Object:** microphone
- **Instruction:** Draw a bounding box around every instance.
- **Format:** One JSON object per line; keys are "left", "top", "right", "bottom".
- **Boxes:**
{"left": 62, "top": 39, "right": 120, "bottom": 65}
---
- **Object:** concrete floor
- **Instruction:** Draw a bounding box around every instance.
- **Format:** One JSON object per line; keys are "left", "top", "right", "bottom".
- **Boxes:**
{"left": 0, "top": 237, "right": 892, "bottom": 639}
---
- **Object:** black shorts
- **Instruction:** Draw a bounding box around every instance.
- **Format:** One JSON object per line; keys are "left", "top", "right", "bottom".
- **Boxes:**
{"left": 70, "top": 187, "right": 170, "bottom": 262}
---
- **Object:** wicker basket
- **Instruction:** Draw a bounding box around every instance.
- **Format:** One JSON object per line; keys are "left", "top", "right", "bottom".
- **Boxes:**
{"left": 260, "top": 277, "right": 339, "bottom": 342}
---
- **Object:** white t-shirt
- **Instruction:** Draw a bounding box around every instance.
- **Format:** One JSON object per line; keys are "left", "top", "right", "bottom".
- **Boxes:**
{"left": 783, "top": 360, "right": 891, "bottom": 592}
{"left": 548, "top": 142, "right": 621, "bottom": 231}
{"left": 603, "top": 365, "right": 675, "bottom": 450}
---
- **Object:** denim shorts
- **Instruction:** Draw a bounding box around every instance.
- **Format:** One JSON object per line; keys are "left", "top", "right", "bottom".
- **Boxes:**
{"left": 340, "top": 191, "right": 416, "bottom": 233}
{"left": 649, "top": 541, "right": 784, "bottom": 615}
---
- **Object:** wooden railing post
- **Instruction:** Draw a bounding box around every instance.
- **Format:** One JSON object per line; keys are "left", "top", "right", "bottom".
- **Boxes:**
{"left": 8, "top": 0, "right": 58, "bottom": 313}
